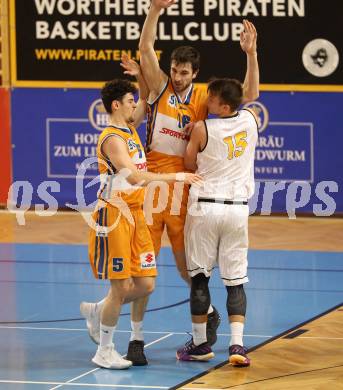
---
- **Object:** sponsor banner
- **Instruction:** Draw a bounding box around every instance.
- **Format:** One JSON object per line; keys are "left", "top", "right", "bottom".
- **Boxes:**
{"left": 47, "top": 119, "right": 99, "bottom": 178}
{"left": 244, "top": 101, "right": 314, "bottom": 182}
{"left": 0, "top": 88, "right": 12, "bottom": 204}
{"left": 9, "top": 0, "right": 342, "bottom": 89}
{"left": 255, "top": 122, "right": 313, "bottom": 182}
{"left": 10, "top": 88, "right": 343, "bottom": 213}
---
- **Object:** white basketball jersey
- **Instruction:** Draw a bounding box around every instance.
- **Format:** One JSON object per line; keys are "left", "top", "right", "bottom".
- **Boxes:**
{"left": 192, "top": 109, "right": 258, "bottom": 200}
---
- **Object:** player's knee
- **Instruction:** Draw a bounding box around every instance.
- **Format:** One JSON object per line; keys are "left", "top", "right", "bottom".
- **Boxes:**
{"left": 109, "top": 279, "right": 131, "bottom": 303}
{"left": 190, "top": 273, "right": 210, "bottom": 316}
{"left": 180, "top": 269, "right": 191, "bottom": 284}
{"left": 177, "top": 264, "right": 190, "bottom": 284}
{"left": 136, "top": 276, "right": 155, "bottom": 296}
{"left": 144, "top": 277, "right": 155, "bottom": 295}
{"left": 173, "top": 250, "right": 190, "bottom": 283}
{"left": 226, "top": 284, "right": 247, "bottom": 316}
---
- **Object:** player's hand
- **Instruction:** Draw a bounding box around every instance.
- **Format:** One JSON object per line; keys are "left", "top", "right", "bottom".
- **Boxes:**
{"left": 152, "top": 0, "right": 176, "bottom": 10}
{"left": 120, "top": 53, "right": 141, "bottom": 77}
{"left": 184, "top": 122, "right": 195, "bottom": 136}
{"left": 183, "top": 173, "right": 203, "bottom": 185}
{"left": 240, "top": 20, "right": 257, "bottom": 55}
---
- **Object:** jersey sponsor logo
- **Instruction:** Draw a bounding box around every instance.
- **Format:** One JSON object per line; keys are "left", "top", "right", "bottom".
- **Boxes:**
{"left": 168, "top": 94, "right": 178, "bottom": 108}
{"left": 140, "top": 252, "right": 156, "bottom": 269}
{"left": 88, "top": 98, "right": 109, "bottom": 131}
{"left": 160, "top": 127, "right": 190, "bottom": 141}
{"left": 135, "top": 162, "right": 147, "bottom": 170}
{"left": 243, "top": 101, "right": 269, "bottom": 133}
{"left": 302, "top": 39, "right": 339, "bottom": 78}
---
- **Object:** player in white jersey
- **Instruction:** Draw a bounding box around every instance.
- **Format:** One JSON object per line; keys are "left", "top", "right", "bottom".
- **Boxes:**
{"left": 176, "top": 78, "right": 259, "bottom": 366}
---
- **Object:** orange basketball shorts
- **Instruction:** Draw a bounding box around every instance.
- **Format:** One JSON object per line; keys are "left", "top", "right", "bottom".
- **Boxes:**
{"left": 89, "top": 204, "right": 157, "bottom": 280}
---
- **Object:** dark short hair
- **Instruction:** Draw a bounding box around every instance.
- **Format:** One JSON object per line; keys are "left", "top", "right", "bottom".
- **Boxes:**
{"left": 208, "top": 78, "right": 243, "bottom": 110}
{"left": 171, "top": 46, "right": 200, "bottom": 73}
{"left": 101, "top": 79, "right": 137, "bottom": 114}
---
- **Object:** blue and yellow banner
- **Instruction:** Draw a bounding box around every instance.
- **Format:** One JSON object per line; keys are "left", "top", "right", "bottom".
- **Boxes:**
{"left": 10, "top": 88, "right": 343, "bottom": 214}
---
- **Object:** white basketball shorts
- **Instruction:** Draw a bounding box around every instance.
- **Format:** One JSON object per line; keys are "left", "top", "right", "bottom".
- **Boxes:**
{"left": 185, "top": 201, "right": 249, "bottom": 286}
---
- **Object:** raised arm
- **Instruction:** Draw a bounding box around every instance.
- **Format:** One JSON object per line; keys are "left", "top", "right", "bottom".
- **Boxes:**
{"left": 240, "top": 20, "right": 259, "bottom": 103}
{"left": 138, "top": 0, "right": 174, "bottom": 99}
{"left": 121, "top": 53, "right": 149, "bottom": 100}
{"left": 120, "top": 53, "right": 149, "bottom": 128}
{"left": 102, "top": 136, "right": 202, "bottom": 186}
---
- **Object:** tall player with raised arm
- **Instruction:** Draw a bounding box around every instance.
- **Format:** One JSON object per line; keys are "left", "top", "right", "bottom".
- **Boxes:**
{"left": 135, "top": 0, "right": 259, "bottom": 363}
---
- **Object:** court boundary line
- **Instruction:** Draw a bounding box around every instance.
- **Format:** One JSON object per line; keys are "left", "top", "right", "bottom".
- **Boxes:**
{"left": 3, "top": 325, "right": 342, "bottom": 340}
{"left": 170, "top": 301, "right": 343, "bottom": 390}
{"left": 49, "top": 333, "right": 173, "bottom": 390}
{"left": 0, "top": 380, "right": 169, "bottom": 388}
{"left": 0, "top": 326, "right": 272, "bottom": 338}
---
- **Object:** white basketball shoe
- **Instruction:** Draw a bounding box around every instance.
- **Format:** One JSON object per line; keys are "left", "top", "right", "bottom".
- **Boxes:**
{"left": 80, "top": 301, "right": 100, "bottom": 344}
{"left": 92, "top": 344, "right": 132, "bottom": 369}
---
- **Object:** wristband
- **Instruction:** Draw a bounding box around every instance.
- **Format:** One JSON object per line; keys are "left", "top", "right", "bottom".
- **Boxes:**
{"left": 175, "top": 172, "right": 186, "bottom": 181}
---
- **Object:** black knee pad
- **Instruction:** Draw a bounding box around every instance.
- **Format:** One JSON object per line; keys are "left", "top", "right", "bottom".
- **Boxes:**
{"left": 226, "top": 285, "right": 247, "bottom": 316}
{"left": 190, "top": 273, "right": 211, "bottom": 316}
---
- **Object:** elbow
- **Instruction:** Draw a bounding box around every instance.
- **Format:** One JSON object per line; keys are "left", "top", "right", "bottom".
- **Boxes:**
{"left": 184, "top": 158, "right": 191, "bottom": 170}
{"left": 253, "top": 90, "right": 260, "bottom": 100}
{"left": 249, "top": 92, "right": 259, "bottom": 102}
{"left": 126, "top": 172, "right": 141, "bottom": 186}
{"left": 126, "top": 177, "right": 136, "bottom": 186}
{"left": 242, "top": 90, "right": 259, "bottom": 104}
{"left": 184, "top": 159, "right": 196, "bottom": 172}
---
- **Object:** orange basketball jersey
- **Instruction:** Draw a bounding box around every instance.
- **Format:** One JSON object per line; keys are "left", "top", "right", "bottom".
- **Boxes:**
{"left": 97, "top": 125, "right": 147, "bottom": 208}
{"left": 146, "top": 79, "right": 208, "bottom": 173}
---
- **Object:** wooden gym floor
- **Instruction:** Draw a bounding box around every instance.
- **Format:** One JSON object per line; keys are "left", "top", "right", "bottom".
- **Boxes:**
{"left": 0, "top": 211, "right": 342, "bottom": 389}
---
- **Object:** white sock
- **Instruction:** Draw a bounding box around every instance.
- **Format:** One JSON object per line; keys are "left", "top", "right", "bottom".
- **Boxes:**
{"left": 130, "top": 321, "right": 144, "bottom": 341}
{"left": 192, "top": 322, "right": 207, "bottom": 346}
{"left": 100, "top": 323, "right": 116, "bottom": 348}
{"left": 207, "top": 305, "right": 214, "bottom": 315}
{"left": 230, "top": 322, "right": 244, "bottom": 346}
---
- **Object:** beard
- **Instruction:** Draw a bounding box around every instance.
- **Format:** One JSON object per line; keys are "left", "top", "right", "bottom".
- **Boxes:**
{"left": 173, "top": 81, "right": 191, "bottom": 94}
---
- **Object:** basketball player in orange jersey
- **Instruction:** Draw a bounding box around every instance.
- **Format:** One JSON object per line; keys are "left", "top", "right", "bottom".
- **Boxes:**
{"left": 135, "top": 0, "right": 259, "bottom": 356}
{"left": 82, "top": 64, "right": 202, "bottom": 368}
